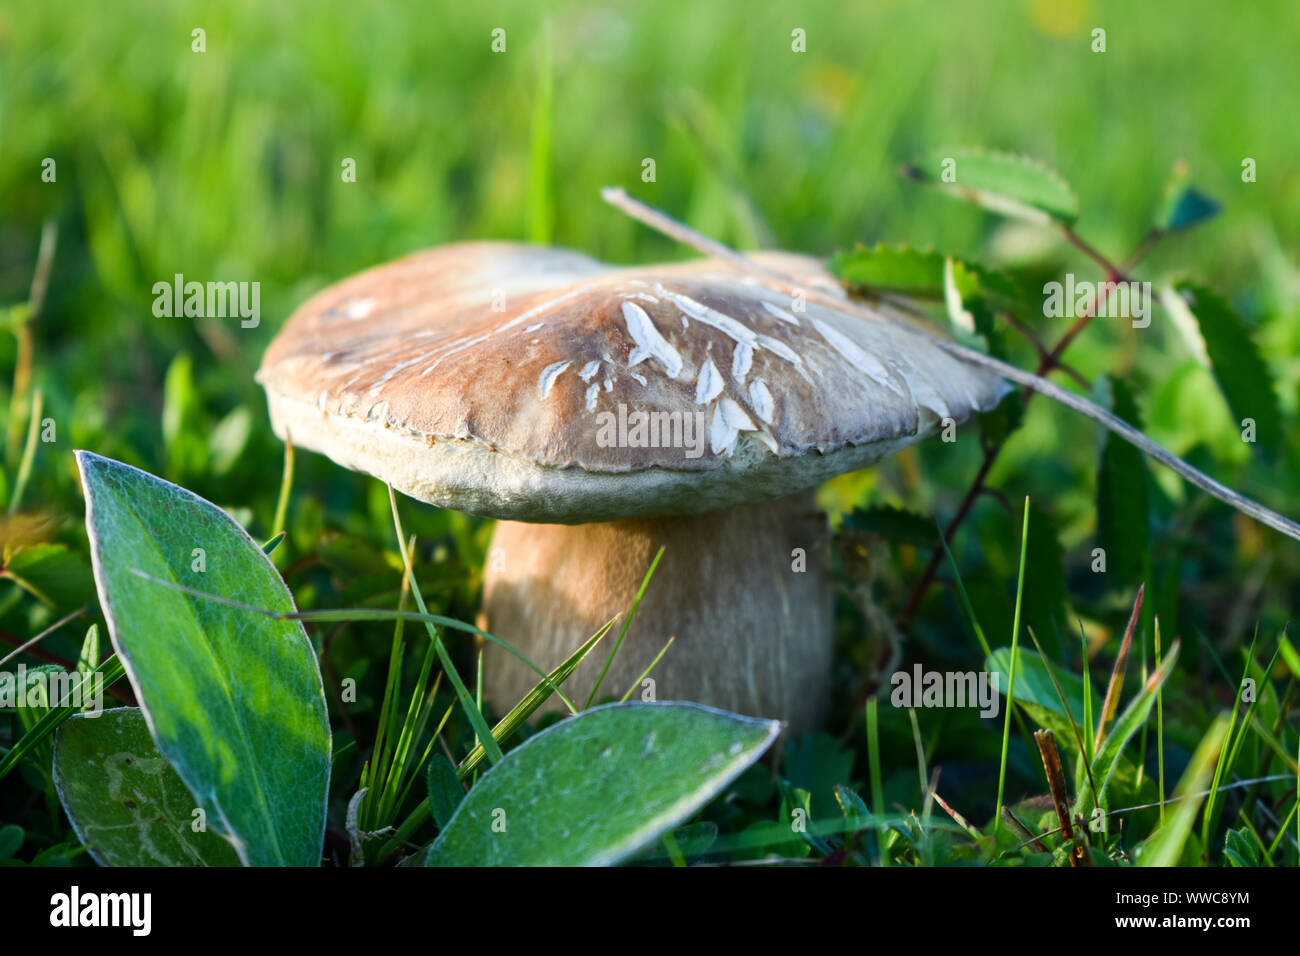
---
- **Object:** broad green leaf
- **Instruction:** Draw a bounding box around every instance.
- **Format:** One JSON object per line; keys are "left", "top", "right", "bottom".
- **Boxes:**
{"left": 1095, "top": 376, "right": 1150, "bottom": 590}
{"left": 423, "top": 702, "right": 780, "bottom": 866}
{"left": 832, "top": 244, "right": 948, "bottom": 297}
{"left": 54, "top": 708, "right": 242, "bottom": 866}
{"left": 840, "top": 505, "right": 939, "bottom": 548}
{"left": 0, "top": 825, "right": 22, "bottom": 860}
{"left": 986, "top": 648, "right": 1100, "bottom": 720}
{"left": 1161, "top": 283, "right": 1281, "bottom": 455}
{"left": 1076, "top": 641, "right": 1180, "bottom": 818}
{"left": 1, "top": 543, "right": 95, "bottom": 608}
{"left": 427, "top": 754, "right": 464, "bottom": 830}
{"left": 904, "top": 148, "right": 1079, "bottom": 225}
{"left": 1156, "top": 162, "right": 1221, "bottom": 233}
{"left": 75, "top": 451, "right": 330, "bottom": 867}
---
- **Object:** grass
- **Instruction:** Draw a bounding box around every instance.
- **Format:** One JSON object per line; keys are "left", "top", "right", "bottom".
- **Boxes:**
{"left": 1, "top": 0, "right": 1298, "bottom": 867}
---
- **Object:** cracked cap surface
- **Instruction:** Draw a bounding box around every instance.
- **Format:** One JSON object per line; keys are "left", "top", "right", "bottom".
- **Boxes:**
{"left": 257, "top": 242, "right": 1008, "bottom": 523}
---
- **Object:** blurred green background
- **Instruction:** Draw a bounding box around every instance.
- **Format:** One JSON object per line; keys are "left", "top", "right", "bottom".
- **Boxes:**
{"left": 2, "top": 0, "right": 1298, "bottom": 683}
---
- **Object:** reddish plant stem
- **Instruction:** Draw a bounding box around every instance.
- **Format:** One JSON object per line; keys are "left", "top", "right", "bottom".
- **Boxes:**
{"left": 896, "top": 229, "right": 1139, "bottom": 630}
{"left": 0, "top": 629, "right": 137, "bottom": 705}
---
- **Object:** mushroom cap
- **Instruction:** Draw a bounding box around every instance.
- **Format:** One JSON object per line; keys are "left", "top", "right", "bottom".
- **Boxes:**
{"left": 257, "top": 242, "right": 1008, "bottom": 523}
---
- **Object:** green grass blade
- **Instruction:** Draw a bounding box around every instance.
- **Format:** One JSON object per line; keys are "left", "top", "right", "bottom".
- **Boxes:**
{"left": 585, "top": 546, "right": 664, "bottom": 708}
{"left": 1075, "top": 639, "right": 1180, "bottom": 819}
{"left": 387, "top": 485, "right": 501, "bottom": 765}
{"left": 994, "top": 497, "right": 1030, "bottom": 840}
{"left": 1139, "top": 714, "right": 1231, "bottom": 866}
{"left": 458, "top": 617, "right": 617, "bottom": 779}
{"left": 0, "top": 656, "right": 126, "bottom": 781}
{"left": 620, "top": 636, "right": 675, "bottom": 702}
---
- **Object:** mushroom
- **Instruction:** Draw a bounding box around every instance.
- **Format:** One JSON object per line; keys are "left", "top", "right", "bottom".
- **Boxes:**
{"left": 257, "top": 242, "right": 1007, "bottom": 733}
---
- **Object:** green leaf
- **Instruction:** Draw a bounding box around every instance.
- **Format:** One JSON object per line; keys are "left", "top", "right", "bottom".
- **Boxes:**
{"left": 53, "top": 708, "right": 243, "bottom": 866}
{"left": 830, "top": 243, "right": 1027, "bottom": 308}
{"left": 1076, "top": 641, "right": 1180, "bottom": 818}
{"left": 208, "top": 406, "right": 252, "bottom": 477}
{"left": 904, "top": 148, "right": 1079, "bottom": 225}
{"left": 422, "top": 702, "right": 780, "bottom": 866}
{"left": 1022, "top": 502, "right": 1068, "bottom": 652}
{"left": 986, "top": 648, "right": 1100, "bottom": 720}
{"left": 1095, "top": 376, "right": 1150, "bottom": 589}
{"left": 161, "top": 353, "right": 209, "bottom": 481}
{"left": 841, "top": 505, "right": 939, "bottom": 548}
{"left": 1138, "top": 713, "right": 1230, "bottom": 867}
{"left": 1223, "top": 827, "right": 1262, "bottom": 867}
{"left": 76, "top": 624, "right": 100, "bottom": 675}
{"left": 457, "top": 618, "right": 613, "bottom": 778}
{"left": 1, "top": 543, "right": 95, "bottom": 608}
{"left": 426, "top": 754, "right": 464, "bottom": 830}
{"left": 0, "top": 824, "right": 22, "bottom": 860}
{"left": 783, "top": 731, "right": 856, "bottom": 819}
{"left": 75, "top": 451, "right": 331, "bottom": 866}
{"left": 832, "top": 243, "right": 948, "bottom": 297}
{"left": 1162, "top": 283, "right": 1282, "bottom": 456}
{"left": 1156, "top": 162, "right": 1221, "bottom": 233}
{"left": 978, "top": 390, "right": 1023, "bottom": 449}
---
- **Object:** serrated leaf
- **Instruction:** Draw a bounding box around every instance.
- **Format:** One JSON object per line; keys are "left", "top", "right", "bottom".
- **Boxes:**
{"left": 1161, "top": 283, "right": 1281, "bottom": 455}
{"left": 422, "top": 702, "right": 780, "bottom": 866}
{"left": 841, "top": 505, "right": 939, "bottom": 548}
{"left": 1095, "top": 376, "right": 1150, "bottom": 589}
{"left": 832, "top": 244, "right": 949, "bottom": 298}
{"left": 53, "top": 708, "right": 243, "bottom": 866}
{"left": 1157, "top": 162, "right": 1221, "bottom": 233}
{"left": 1223, "top": 827, "right": 1262, "bottom": 867}
{"left": 75, "top": 451, "right": 331, "bottom": 867}
{"left": 1, "top": 543, "right": 95, "bottom": 608}
{"left": 830, "top": 243, "right": 1026, "bottom": 308}
{"left": 904, "top": 148, "right": 1079, "bottom": 225}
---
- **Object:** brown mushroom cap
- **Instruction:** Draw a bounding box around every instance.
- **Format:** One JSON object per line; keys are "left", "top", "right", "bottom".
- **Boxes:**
{"left": 258, "top": 242, "right": 1007, "bottom": 523}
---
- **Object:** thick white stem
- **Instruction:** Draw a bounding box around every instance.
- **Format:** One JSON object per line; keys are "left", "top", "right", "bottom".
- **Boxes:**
{"left": 480, "top": 492, "right": 833, "bottom": 734}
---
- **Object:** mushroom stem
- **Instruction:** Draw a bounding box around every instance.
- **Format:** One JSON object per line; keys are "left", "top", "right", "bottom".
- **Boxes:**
{"left": 481, "top": 491, "right": 833, "bottom": 733}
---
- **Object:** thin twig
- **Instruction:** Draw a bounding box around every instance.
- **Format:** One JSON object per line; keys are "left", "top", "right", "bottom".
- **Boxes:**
{"left": 1006, "top": 773, "right": 1294, "bottom": 852}
{"left": 0, "top": 606, "right": 86, "bottom": 669}
{"left": 600, "top": 189, "right": 1300, "bottom": 546}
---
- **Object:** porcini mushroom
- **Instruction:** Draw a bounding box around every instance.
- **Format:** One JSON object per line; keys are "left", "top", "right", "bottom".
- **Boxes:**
{"left": 257, "top": 242, "right": 1006, "bottom": 733}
